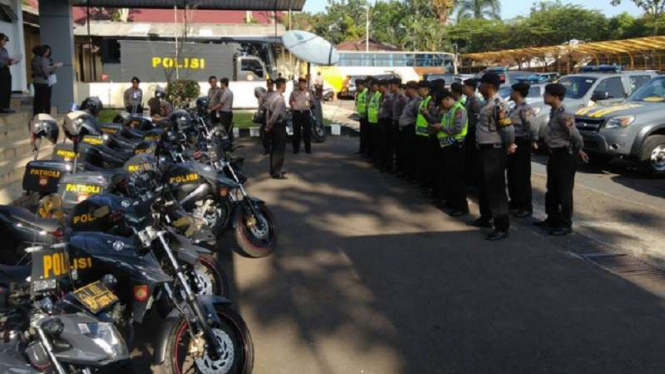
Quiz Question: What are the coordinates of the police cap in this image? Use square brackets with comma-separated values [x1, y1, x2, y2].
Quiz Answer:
[406, 81, 419, 90]
[417, 81, 430, 89]
[463, 78, 478, 88]
[355, 78, 366, 85]
[545, 83, 566, 99]
[480, 72, 501, 89]
[450, 82, 463, 94]
[379, 79, 389, 86]
[390, 77, 402, 85]
[511, 82, 530, 98]
[369, 79, 379, 87]
[437, 89, 453, 101]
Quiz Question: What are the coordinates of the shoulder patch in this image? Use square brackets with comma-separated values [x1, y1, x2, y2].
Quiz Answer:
[562, 113, 574, 127]
[456, 110, 463, 119]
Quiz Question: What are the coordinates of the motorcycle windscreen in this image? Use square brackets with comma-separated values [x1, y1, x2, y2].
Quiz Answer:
[30, 246, 70, 294]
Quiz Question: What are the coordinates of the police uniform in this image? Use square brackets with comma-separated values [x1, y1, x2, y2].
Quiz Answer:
[289, 85, 314, 154]
[414, 83, 433, 184]
[438, 100, 469, 214]
[0, 44, 11, 112]
[544, 104, 584, 232]
[355, 82, 369, 156]
[218, 87, 234, 139]
[123, 87, 143, 114]
[367, 86, 382, 163]
[475, 77, 515, 238]
[392, 88, 408, 173]
[507, 100, 537, 215]
[258, 89, 276, 154]
[208, 86, 221, 124]
[399, 88, 421, 179]
[422, 100, 445, 194]
[378, 84, 394, 170]
[464, 91, 481, 189]
[267, 87, 287, 178]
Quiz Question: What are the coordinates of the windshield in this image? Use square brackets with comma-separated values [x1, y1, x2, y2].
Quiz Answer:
[558, 76, 597, 99]
[629, 77, 665, 102]
[498, 85, 543, 100]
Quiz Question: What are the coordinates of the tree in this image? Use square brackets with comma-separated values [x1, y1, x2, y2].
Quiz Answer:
[431, 0, 456, 24]
[455, 0, 501, 20]
[611, 0, 665, 33]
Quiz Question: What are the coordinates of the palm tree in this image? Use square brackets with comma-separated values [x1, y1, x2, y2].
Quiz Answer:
[431, 0, 456, 24]
[455, 0, 501, 20]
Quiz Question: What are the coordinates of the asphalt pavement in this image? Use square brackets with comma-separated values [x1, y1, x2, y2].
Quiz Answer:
[206, 136, 665, 374]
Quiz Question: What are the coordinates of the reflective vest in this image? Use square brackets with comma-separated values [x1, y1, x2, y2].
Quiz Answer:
[368, 91, 381, 124]
[437, 101, 468, 147]
[356, 88, 368, 117]
[415, 96, 432, 137]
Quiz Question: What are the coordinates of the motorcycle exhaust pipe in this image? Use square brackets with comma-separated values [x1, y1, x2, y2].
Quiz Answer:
[179, 183, 212, 207]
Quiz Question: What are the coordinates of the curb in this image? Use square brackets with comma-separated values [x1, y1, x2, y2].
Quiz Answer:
[232, 124, 360, 139]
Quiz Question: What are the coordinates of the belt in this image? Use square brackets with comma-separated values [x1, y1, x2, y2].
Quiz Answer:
[478, 143, 503, 150]
[549, 146, 573, 154]
[293, 110, 307, 113]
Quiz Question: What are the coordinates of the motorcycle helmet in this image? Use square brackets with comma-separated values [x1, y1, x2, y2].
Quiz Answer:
[254, 87, 266, 99]
[63, 111, 102, 140]
[80, 96, 103, 117]
[31, 114, 60, 144]
[195, 97, 209, 116]
[113, 111, 131, 124]
[155, 86, 166, 99]
[169, 110, 193, 133]
[126, 115, 154, 131]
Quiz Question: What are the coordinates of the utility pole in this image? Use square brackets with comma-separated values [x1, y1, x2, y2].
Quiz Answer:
[365, 3, 369, 52]
[174, 5, 179, 80]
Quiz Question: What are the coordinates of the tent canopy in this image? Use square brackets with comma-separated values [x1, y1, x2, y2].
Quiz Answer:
[71, 0, 306, 11]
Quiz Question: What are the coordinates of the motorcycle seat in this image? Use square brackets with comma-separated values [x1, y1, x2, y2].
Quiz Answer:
[0, 205, 61, 232]
[0, 264, 30, 284]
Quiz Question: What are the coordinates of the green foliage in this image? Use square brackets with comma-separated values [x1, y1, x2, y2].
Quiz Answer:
[166, 80, 200, 109]
[455, 0, 501, 20]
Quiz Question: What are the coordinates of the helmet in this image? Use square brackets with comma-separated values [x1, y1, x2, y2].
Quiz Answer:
[169, 110, 193, 133]
[80, 96, 103, 117]
[195, 97, 209, 115]
[254, 87, 266, 99]
[63, 111, 102, 139]
[31, 114, 60, 144]
[155, 86, 166, 99]
[113, 111, 131, 124]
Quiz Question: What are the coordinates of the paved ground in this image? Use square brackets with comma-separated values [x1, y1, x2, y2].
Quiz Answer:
[197, 136, 665, 374]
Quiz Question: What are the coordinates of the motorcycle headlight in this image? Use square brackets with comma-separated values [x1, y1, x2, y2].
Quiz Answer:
[78, 322, 128, 360]
[605, 115, 635, 129]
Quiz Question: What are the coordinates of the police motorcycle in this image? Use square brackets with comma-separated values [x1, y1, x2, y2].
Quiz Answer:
[0, 242, 132, 374]
[162, 109, 278, 258]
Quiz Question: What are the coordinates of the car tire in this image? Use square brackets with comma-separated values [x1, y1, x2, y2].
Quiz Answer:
[639, 134, 665, 178]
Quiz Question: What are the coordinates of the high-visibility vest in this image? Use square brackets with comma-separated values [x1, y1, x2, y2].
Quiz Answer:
[368, 91, 381, 124]
[356, 88, 368, 117]
[415, 95, 432, 137]
[437, 101, 468, 147]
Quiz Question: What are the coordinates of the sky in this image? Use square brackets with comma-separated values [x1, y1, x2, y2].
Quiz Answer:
[302, 0, 643, 19]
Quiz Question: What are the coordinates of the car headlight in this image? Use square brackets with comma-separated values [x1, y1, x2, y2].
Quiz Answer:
[605, 115, 635, 129]
[78, 322, 128, 360]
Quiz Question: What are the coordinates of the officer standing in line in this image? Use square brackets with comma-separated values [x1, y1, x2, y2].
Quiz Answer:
[398, 81, 422, 180]
[207, 75, 220, 124]
[535, 83, 588, 236]
[468, 72, 516, 241]
[391, 79, 408, 175]
[123, 77, 144, 114]
[258, 79, 276, 155]
[217, 78, 234, 140]
[450, 82, 465, 104]
[421, 91, 446, 199]
[266, 78, 288, 180]
[355, 79, 369, 156]
[507, 82, 538, 218]
[414, 81, 433, 186]
[367, 79, 382, 164]
[463, 79, 481, 190]
[378, 79, 394, 171]
[290, 77, 315, 154]
[429, 89, 469, 216]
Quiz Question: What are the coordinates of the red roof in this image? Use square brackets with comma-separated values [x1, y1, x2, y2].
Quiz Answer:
[71, 7, 280, 24]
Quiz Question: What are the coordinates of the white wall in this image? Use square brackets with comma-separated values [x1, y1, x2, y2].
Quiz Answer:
[0, 0, 27, 92]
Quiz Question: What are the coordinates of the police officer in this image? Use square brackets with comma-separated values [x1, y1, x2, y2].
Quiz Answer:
[398, 81, 421, 180]
[463, 79, 481, 190]
[207, 75, 221, 124]
[414, 81, 433, 185]
[507, 82, 538, 218]
[430, 89, 469, 216]
[535, 83, 588, 236]
[266, 78, 288, 179]
[258, 79, 276, 155]
[290, 77, 315, 154]
[367, 79, 382, 164]
[355, 79, 369, 156]
[0, 33, 17, 113]
[469, 72, 516, 241]
[123, 77, 143, 114]
[378, 79, 394, 171]
[450, 82, 465, 104]
[391, 79, 407, 175]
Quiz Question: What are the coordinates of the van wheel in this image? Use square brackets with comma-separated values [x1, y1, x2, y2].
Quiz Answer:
[639, 135, 665, 177]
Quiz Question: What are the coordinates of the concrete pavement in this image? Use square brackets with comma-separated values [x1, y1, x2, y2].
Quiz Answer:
[219, 136, 665, 374]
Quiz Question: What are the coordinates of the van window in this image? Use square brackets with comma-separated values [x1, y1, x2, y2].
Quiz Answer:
[628, 75, 652, 93]
[241, 59, 264, 78]
[596, 77, 625, 99]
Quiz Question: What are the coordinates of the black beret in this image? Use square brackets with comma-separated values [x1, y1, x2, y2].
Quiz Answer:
[450, 82, 463, 94]
[406, 81, 418, 89]
[379, 79, 389, 86]
[511, 82, 531, 97]
[390, 77, 402, 85]
[437, 89, 453, 101]
[369, 79, 379, 86]
[274, 78, 287, 85]
[545, 83, 566, 98]
[480, 72, 501, 88]
[463, 78, 478, 88]
[131, 76, 141, 83]
[298, 77, 307, 83]
[417, 81, 431, 89]
[355, 79, 366, 85]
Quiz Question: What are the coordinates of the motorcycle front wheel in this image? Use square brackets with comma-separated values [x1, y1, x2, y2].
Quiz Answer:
[157, 304, 254, 374]
[233, 204, 277, 258]
[194, 254, 230, 298]
[311, 118, 326, 143]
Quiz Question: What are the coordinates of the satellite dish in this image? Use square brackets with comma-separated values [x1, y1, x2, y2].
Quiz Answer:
[282, 30, 340, 66]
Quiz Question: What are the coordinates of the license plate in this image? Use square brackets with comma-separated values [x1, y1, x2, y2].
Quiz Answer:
[73, 281, 118, 314]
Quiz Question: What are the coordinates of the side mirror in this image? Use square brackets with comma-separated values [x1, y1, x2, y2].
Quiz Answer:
[591, 90, 610, 101]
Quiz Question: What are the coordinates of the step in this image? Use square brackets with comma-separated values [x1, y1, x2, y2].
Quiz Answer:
[10, 95, 33, 110]
[0, 111, 32, 127]
[0, 146, 54, 188]
[0, 122, 31, 142]
[0, 138, 36, 162]
[0, 180, 23, 205]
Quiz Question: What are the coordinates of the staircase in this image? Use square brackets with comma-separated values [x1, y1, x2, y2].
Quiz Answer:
[0, 96, 55, 204]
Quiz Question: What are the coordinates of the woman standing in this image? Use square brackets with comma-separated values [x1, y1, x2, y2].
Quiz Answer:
[31, 45, 62, 115]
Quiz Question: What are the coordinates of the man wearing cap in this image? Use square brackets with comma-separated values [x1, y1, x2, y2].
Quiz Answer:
[451, 82, 465, 105]
[463, 79, 481, 189]
[367, 79, 382, 164]
[378, 79, 394, 171]
[414, 81, 433, 185]
[468, 72, 516, 241]
[535, 83, 587, 236]
[391, 79, 407, 174]
[124, 77, 144, 114]
[507, 82, 538, 218]
[258, 79, 276, 155]
[355, 79, 369, 156]
[290, 77, 315, 154]
[398, 81, 421, 180]
[266, 78, 288, 179]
